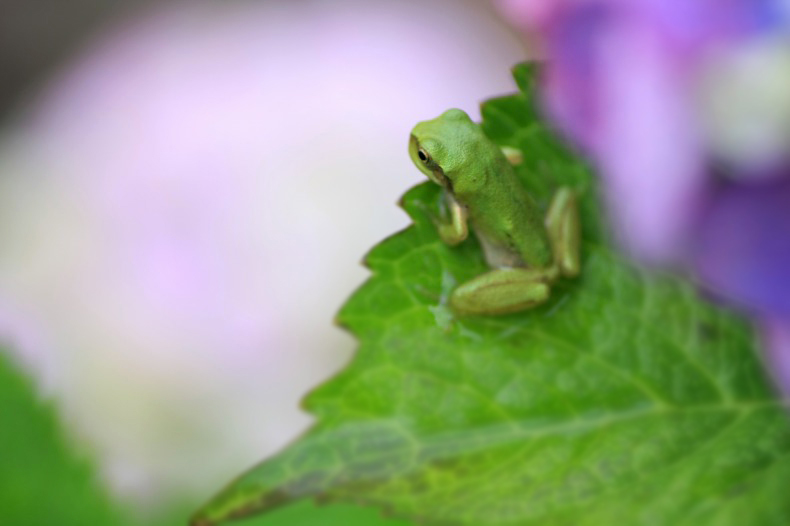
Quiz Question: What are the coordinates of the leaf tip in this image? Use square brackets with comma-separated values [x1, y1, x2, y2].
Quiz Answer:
[333, 312, 353, 334]
[359, 251, 373, 270]
[511, 60, 541, 94]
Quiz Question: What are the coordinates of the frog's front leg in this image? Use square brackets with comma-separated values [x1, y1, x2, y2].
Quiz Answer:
[450, 267, 556, 316]
[435, 192, 468, 246]
[545, 187, 581, 278]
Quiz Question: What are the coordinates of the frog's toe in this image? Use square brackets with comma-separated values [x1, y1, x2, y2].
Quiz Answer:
[501, 146, 523, 165]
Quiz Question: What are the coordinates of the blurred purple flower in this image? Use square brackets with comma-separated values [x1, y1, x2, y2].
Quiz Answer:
[694, 171, 790, 318]
[496, 0, 790, 394]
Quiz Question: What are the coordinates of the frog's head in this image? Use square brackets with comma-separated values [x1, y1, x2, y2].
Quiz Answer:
[409, 108, 482, 192]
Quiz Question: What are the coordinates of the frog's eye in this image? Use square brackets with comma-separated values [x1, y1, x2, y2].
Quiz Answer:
[417, 149, 430, 163]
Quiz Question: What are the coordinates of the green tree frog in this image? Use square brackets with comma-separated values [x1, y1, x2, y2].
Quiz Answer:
[409, 108, 580, 316]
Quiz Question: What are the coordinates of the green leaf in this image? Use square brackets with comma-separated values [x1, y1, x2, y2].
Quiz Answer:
[0, 352, 131, 526]
[192, 63, 790, 526]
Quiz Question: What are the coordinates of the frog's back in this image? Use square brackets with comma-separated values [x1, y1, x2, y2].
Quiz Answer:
[463, 152, 553, 269]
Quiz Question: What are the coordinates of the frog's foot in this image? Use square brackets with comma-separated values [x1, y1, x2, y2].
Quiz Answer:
[545, 187, 581, 278]
[501, 146, 523, 166]
[450, 268, 553, 316]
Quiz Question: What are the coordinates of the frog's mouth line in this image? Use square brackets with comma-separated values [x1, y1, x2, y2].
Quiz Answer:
[432, 168, 453, 193]
[409, 135, 453, 192]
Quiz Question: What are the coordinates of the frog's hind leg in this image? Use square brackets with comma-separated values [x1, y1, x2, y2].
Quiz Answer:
[545, 187, 581, 278]
[450, 268, 553, 316]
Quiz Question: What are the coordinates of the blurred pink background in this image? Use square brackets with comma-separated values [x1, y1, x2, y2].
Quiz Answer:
[0, 0, 526, 509]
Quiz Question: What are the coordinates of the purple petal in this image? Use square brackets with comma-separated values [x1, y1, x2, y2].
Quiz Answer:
[590, 20, 707, 262]
[540, 3, 708, 261]
[539, 2, 609, 151]
[761, 318, 790, 397]
[498, 0, 781, 262]
[521, 0, 770, 148]
[693, 172, 790, 317]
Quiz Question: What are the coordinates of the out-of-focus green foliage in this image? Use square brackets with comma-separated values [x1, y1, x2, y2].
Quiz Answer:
[193, 64, 790, 526]
[0, 351, 131, 526]
[0, 349, 413, 525]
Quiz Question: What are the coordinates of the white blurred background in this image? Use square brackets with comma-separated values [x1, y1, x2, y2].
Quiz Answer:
[0, 0, 526, 510]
